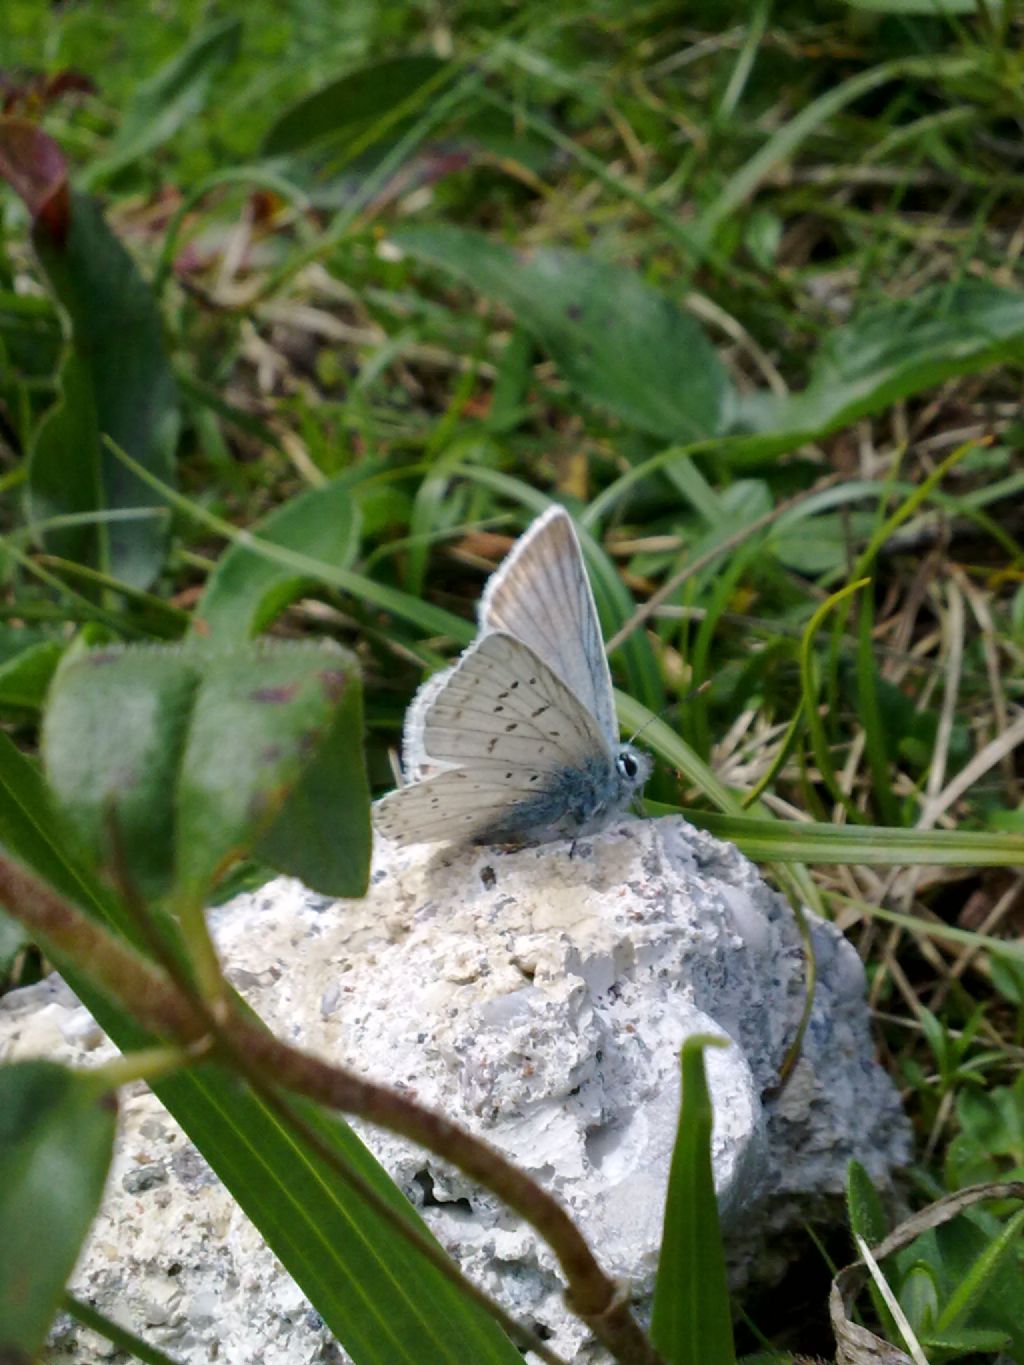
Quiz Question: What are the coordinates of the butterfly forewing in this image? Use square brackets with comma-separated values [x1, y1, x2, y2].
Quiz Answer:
[479, 507, 618, 749]
[421, 631, 607, 775]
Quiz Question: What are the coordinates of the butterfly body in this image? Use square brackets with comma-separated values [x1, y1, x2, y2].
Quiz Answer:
[375, 508, 651, 848]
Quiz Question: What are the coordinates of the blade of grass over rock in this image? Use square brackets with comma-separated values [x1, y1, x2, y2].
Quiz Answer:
[393, 226, 732, 441]
[651, 1035, 736, 1365]
[195, 478, 359, 642]
[644, 807, 1024, 870]
[0, 1061, 117, 1361]
[63, 1294, 183, 1365]
[0, 734, 522, 1365]
[0, 127, 180, 589]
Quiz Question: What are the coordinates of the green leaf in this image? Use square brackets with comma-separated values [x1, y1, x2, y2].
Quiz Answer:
[263, 54, 445, 156]
[41, 645, 199, 901]
[41, 639, 371, 902]
[176, 642, 369, 901]
[0, 734, 521, 1365]
[847, 1160, 889, 1247]
[735, 283, 1024, 458]
[0, 1061, 117, 1361]
[846, 1161, 898, 1345]
[651, 1035, 736, 1365]
[196, 477, 358, 642]
[919, 1327, 1012, 1353]
[394, 226, 731, 441]
[24, 177, 179, 588]
[933, 1205, 1024, 1338]
[85, 19, 243, 185]
[0, 638, 63, 713]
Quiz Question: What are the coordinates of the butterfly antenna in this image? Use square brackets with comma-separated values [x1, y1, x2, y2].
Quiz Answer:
[627, 680, 710, 744]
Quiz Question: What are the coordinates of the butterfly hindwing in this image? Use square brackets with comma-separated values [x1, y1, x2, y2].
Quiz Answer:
[374, 767, 551, 845]
[479, 507, 618, 749]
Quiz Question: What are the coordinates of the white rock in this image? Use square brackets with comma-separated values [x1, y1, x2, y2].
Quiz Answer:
[1, 815, 910, 1363]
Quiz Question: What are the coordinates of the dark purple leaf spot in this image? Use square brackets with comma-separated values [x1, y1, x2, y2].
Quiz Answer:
[250, 684, 299, 703]
[566, 302, 583, 321]
[318, 668, 347, 703]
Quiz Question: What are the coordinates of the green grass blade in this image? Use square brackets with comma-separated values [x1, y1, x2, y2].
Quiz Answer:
[0, 733, 521, 1364]
[108, 442, 473, 644]
[651, 1035, 736, 1365]
[650, 807, 1024, 870]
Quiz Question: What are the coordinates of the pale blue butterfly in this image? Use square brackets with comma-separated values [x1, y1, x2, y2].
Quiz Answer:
[374, 506, 652, 847]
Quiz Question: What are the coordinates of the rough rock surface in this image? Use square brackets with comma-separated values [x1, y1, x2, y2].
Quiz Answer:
[0, 815, 911, 1363]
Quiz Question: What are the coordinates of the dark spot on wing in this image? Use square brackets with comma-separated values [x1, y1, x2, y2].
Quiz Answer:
[505, 723, 519, 732]
[532, 706, 549, 717]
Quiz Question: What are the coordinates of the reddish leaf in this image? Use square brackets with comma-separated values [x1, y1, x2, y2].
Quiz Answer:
[0, 117, 69, 242]
[0, 69, 95, 115]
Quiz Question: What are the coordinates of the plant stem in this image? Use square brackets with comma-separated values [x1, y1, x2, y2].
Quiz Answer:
[0, 852, 663, 1365]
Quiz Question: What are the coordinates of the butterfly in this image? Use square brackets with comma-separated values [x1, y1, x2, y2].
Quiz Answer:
[374, 506, 652, 847]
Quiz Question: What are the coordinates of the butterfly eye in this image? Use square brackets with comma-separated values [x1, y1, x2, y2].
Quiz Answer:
[617, 751, 639, 780]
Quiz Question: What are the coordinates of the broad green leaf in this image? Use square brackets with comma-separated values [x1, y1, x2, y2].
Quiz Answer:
[651, 1035, 736, 1365]
[42, 646, 199, 901]
[0, 638, 63, 713]
[0, 734, 521, 1365]
[394, 226, 731, 441]
[41, 639, 370, 902]
[0, 1061, 117, 1360]
[733, 283, 1024, 460]
[196, 478, 359, 642]
[901, 1261, 940, 1334]
[254, 669, 369, 893]
[18, 163, 180, 587]
[85, 19, 243, 184]
[176, 642, 369, 901]
[263, 54, 445, 156]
